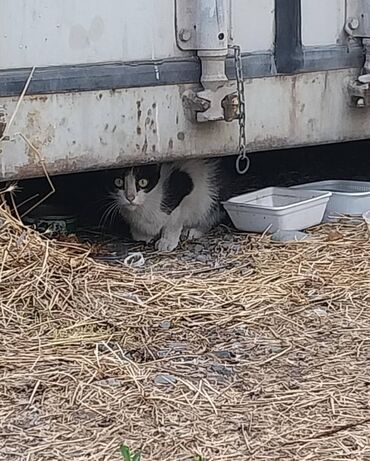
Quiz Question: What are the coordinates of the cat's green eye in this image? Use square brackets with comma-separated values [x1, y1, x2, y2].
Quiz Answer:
[114, 178, 124, 188]
[138, 178, 149, 188]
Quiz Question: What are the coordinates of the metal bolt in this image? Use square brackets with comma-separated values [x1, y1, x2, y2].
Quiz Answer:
[179, 28, 192, 42]
[349, 18, 360, 30]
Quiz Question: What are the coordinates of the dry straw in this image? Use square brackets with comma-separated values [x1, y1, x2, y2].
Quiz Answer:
[0, 204, 370, 460]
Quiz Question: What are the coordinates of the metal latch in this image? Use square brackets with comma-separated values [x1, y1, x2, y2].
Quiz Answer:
[348, 70, 370, 107]
[176, 0, 236, 122]
[345, 0, 370, 106]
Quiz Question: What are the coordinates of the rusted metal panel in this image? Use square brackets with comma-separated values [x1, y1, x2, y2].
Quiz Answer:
[1, 68, 370, 180]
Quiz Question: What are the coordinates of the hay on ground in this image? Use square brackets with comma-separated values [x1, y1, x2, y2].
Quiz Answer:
[0, 204, 370, 460]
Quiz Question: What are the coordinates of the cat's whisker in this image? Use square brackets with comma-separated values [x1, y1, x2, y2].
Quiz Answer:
[99, 202, 118, 229]
[95, 196, 117, 208]
[102, 204, 117, 226]
[108, 203, 120, 228]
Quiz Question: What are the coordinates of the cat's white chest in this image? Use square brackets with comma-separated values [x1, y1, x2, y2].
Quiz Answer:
[126, 188, 167, 240]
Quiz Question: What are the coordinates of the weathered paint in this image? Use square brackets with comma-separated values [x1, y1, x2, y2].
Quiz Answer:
[0, 0, 276, 69]
[0, 0, 185, 67]
[1, 68, 369, 180]
[301, 0, 346, 46]
[231, 0, 275, 51]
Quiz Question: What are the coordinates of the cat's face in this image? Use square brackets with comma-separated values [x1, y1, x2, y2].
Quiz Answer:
[113, 164, 161, 209]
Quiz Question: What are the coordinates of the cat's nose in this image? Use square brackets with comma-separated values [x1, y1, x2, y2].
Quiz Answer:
[126, 193, 135, 203]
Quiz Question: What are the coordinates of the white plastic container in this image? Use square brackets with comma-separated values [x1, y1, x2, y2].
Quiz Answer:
[222, 187, 331, 233]
[292, 180, 370, 221]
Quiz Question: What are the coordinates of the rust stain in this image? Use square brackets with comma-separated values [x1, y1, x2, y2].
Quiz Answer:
[26, 111, 39, 131]
[324, 72, 329, 92]
[142, 137, 148, 154]
[289, 76, 298, 138]
[308, 118, 316, 134]
[99, 136, 108, 146]
[28, 95, 48, 103]
[136, 101, 142, 122]
[15, 153, 100, 179]
[11, 133, 335, 182]
[0, 121, 6, 139]
[24, 112, 55, 164]
[247, 135, 290, 152]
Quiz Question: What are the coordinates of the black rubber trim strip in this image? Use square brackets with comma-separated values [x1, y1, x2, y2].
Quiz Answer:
[274, 0, 304, 73]
[0, 45, 363, 98]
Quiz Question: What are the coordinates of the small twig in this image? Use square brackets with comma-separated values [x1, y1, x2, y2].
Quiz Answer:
[14, 132, 55, 217]
[0, 66, 36, 143]
[285, 418, 370, 445]
[27, 380, 41, 407]
[259, 343, 292, 365]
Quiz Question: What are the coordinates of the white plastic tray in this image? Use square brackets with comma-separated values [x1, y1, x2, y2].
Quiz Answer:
[292, 180, 370, 221]
[222, 187, 331, 233]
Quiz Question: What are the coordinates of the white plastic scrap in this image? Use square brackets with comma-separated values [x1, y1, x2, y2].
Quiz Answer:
[124, 252, 145, 268]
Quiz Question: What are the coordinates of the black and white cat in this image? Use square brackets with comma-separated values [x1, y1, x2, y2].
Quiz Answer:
[110, 158, 247, 252]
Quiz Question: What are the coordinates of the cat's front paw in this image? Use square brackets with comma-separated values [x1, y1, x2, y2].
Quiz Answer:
[186, 228, 204, 241]
[155, 236, 179, 252]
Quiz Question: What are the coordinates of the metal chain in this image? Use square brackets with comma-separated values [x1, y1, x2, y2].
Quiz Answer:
[231, 44, 250, 175]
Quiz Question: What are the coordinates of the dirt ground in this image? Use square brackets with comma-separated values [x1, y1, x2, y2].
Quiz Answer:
[1, 202, 370, 461]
